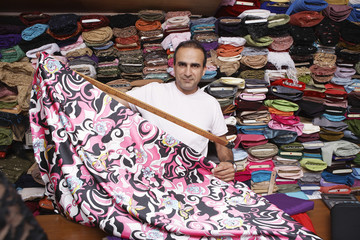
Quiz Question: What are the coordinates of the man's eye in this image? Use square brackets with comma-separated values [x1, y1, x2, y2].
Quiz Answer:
[178, 63, 186, 67]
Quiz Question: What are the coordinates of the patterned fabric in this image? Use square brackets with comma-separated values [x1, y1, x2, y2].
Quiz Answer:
[29, 53, 321, 239]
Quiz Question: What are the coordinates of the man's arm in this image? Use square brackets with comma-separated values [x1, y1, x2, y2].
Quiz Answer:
[212, 135, 235, 182]
[108, 93, 130, 108]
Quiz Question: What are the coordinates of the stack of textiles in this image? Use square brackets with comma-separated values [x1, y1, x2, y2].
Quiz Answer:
[1, 0, 360, 203]
[112, 14, 143, 81]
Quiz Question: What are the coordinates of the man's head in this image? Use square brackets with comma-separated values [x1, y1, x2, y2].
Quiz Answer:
[173, 40, 207, 95]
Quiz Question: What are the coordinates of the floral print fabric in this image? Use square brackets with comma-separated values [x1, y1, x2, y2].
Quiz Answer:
[29, 53, 321, 240]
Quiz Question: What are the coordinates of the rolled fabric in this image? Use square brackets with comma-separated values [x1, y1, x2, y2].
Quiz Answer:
[286, 0, 328, 15]
[289, 11, 324, 27]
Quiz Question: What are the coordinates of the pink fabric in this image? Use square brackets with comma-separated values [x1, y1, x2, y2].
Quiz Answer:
[268, 120, 304, 136]
[29, 53, 321, 239]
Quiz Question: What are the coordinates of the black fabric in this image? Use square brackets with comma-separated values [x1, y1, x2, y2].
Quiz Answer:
[109, 14, 139, 28]
[331, 203, 360, 240]
[0, 171, 48, 240]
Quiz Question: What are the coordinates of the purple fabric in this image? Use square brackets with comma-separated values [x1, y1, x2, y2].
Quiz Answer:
[29, 53, 321, 239]
[0, 34, 22, 49]
[264, 193, 314, 215]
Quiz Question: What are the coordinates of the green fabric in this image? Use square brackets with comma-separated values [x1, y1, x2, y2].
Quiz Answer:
[0, 127, 12, 145]
[298, 74, 312, 84]
[267, 14, 290, 28]
[300, 158, 327, 171]
[0, 101, 17, 109]
[0, 45, 25, 63]
[244, 35, 273, 47]
[345, 119, 360, 137]
[0, 151, 35, 184]
[264, 99, 299, 112]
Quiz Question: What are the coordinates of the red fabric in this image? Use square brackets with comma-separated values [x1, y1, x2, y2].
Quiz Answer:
[291, 212, 316, 234]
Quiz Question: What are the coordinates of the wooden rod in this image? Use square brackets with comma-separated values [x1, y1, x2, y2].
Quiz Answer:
[77, 72, 234, 148]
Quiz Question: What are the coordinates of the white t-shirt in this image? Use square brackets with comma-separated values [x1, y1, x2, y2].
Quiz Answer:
[128, 81, 228, 156]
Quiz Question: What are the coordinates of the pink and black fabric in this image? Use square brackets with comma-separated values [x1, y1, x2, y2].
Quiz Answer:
[29, 53, 321, 239]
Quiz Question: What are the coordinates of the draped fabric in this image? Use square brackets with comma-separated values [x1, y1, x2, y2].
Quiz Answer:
[29, 53, 321, 239]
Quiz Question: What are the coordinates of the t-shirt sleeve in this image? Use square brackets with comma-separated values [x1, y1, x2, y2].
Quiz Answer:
[126, 83, 157, 113]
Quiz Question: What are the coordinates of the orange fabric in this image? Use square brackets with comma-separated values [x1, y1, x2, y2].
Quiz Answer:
[268, 107, 294, 116]
[115, 35, 140, 45]
[216, 44, 243, 57]
[135, 19, 162, 31]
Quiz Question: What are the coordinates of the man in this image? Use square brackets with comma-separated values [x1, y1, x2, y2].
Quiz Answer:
[117, 40, 235, 182]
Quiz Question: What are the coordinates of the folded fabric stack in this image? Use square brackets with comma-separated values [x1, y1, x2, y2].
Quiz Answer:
[112, 14, 143, 81]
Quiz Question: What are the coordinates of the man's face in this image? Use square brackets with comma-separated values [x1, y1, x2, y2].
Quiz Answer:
[174, 47, 206, 95]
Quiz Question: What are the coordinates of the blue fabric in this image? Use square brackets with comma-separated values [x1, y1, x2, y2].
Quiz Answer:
[260, 1, 289, 14]
[347, 4, 360, 22]
[21, 24, 48, 41]
[323, 113, 346, 122]
[232, 148, 248, 161]
[202, 70, 218, 80]
[286, 0, 328, 15]
[251, 170, 272, 183]
[321, 170, 355, 186]
[237, 125, 267, 135]
[344, 79, 360, 93]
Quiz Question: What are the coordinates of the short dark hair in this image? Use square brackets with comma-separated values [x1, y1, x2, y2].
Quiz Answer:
[173, 40, 207, 67]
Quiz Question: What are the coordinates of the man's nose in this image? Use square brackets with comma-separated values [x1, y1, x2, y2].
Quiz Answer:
[185, 65, 192, 76]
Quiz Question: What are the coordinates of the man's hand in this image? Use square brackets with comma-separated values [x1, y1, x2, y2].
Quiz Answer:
[212, 161, 235, 182]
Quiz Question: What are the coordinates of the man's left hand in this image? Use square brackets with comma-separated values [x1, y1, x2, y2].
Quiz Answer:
[212, 161, 235, 182]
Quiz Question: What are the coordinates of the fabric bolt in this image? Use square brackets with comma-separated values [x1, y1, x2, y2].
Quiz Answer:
[21, 24, 48, 41]
[244, 35, 273, 47]
[19, 12, 51, 26]
[267, 14, 290, 28]
[315, 17, 340, 47]
[80, 15, 110, 32]
[48, 14, 79, 36]
[323, 4, 353, 22]
[289, 25, 317, 45]
[289, 11, 324, 27]
[138, 10, 165, 22]
[215, 17, 247, 37]
[30, 53, 321, 239]
[247, 142, 279, 159]
[263, 127, 298, 144]
[0, 34, 22, 50]
[321, 171, 354, 186]
[215, 0, 261, 17]
[240, 55, 267, 69]
[217, 44, 244, 57]
[347, 4, 360, 22]
[82, 26, 113, 46]
[321, 140, 360, 166]
[109, 14, 139, 28]
[18, 33, 54, 54]
[340, 20, 360, 44]
[274, 166, 304, 179]
[269, 35, 294, 52]
[26, 43, 60, 59]
[247, 160, 275, 173]
[269, 85, 303, 101]
[286, 0, 328, 15]
[264, 99, 299, 112]
[268, 119, 304, 136]
[0, 61, 33, 111]
[313, 52, 336, 68]
[300, 158, 328, 172]
[251, 170, 273, 183]
[260, 1, 290, 14]
[0, 45, 25, 63]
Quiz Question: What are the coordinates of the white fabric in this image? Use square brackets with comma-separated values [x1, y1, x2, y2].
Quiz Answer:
[26, 43, 60, 58]
[218, 37, 246, 47]
[128, 81, 228, 156]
